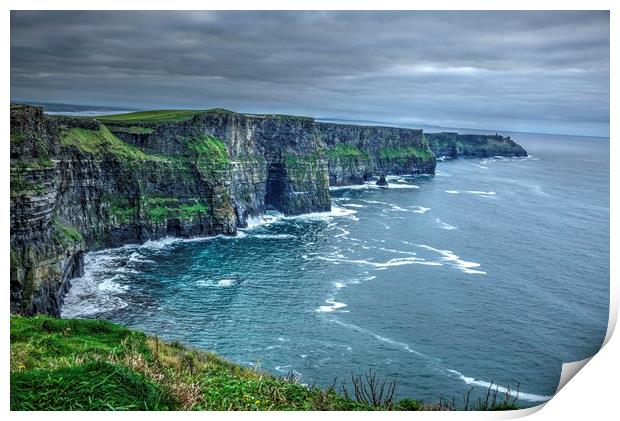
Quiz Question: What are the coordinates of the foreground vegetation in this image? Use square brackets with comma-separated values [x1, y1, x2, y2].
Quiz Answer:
[10, 316, 521, 411]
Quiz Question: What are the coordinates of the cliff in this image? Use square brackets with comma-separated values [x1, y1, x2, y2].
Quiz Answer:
[10, 105, 435, 315]
[426, 132, 527, 158]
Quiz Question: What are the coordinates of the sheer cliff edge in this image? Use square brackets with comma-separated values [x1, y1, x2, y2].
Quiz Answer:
[10, 105, 526, 315]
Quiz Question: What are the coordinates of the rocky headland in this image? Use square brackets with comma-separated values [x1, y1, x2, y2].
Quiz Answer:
[9, 105, 527, 316]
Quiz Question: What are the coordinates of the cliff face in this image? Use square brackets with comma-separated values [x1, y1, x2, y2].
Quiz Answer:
[315, 122, 435, 186]
[427, 132, 527, 158]
[10, 106, 435, 315]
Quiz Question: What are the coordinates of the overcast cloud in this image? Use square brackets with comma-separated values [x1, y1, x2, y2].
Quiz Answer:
[10, 11, 609, 136]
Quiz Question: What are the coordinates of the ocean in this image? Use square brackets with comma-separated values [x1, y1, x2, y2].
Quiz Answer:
[53, 104, 609, 407]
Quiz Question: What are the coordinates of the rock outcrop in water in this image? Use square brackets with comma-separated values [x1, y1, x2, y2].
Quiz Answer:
[10, 105, 438, 315]
[426, 132, 527, 158]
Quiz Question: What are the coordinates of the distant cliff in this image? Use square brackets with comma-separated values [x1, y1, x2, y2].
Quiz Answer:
[10, 105, 436, 315]
[426, 132, 527, 158]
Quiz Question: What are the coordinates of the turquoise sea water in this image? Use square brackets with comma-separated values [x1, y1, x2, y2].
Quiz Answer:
[63, 132, 609, 407]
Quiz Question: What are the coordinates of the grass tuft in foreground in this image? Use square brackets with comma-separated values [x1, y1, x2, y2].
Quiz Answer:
[10, 316, 521, 411]
[10, 316, 373, 410]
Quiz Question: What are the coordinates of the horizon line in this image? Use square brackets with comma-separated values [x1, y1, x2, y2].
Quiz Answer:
[11, 98, 610, 140]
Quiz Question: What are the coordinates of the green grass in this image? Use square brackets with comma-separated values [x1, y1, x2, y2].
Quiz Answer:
[10, 316, 375, 410]
[60, 125, 156, 161]
[11, 132, 25, 144]
[379, 146, 434, 161]
[103, 196, 210, 225]
[326, 144, 370, 160]
[185, 134, 229, 164]
[97, 109, 317, 125]
[144, 197, 210, 223]
[108, 126, 156, 135]
[11, 362, 171, 410]
[106, 198, 137, 224]
[10, 316, 521, 411]
[98, 110, 209, 124]
[52, 219, 83, 244]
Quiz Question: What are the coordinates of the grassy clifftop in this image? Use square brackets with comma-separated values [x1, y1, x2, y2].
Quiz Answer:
[97, 110, 209, 124]
[10, 316, 522, 411]
[10, 316, 396, 410]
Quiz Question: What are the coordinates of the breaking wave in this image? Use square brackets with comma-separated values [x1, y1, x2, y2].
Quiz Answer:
[315, 299, 348, 313]
[435, 219, 457, 230]
[416, 244, 486, 274]
[444, 369, 552, 403]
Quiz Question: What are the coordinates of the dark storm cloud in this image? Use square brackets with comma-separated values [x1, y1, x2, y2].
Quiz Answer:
[10, 11, 609, 136]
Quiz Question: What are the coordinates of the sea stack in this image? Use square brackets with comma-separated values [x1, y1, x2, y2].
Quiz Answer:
[376, 174, 389, 187]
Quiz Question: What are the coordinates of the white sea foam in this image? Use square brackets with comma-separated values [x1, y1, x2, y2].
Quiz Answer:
[435, 219, 457, 230]
[117, 267, 140, 275]
[195, 279, 210, 287]
[244, 212, 285, 229]
[329, 184, 369, 191]
[376, 202, 430, 214]
[242, 205, 359, 229]
[317, 255, 441, 268]
[288, 205, 359, 222]
[333, 226, 350, 238]
[342, 203, 366, 208]
[139, 236, 181, 251]
[265, 345, 284, 350]
[316, 299, 348, 313]
[334, 282, 346, 290]
[217, 278, 237, 287]
[388, 183, 420, 189]
[417, 244, 486, 274]
[382, 204, 409, 213]
[128, 251, 155, 264]
[328, 182, 385, 191]
[252, 233, 296, 239]
[62, 274, 128, 317]
[377, 247, 418, 256]
[331, 319, 425, 357]
[409, 206, 431, 214]
[330, 181, 419, 191]
[445, 369, 552, 402]
[61, 249, 136, 318]
[98, 275, 129, 293]
[466, 190, 496, 196]
[360, 199, 390, 205]
[445, 190, 496, 198]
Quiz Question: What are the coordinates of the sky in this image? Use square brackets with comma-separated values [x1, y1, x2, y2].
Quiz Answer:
[10, 11, 610, 136]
